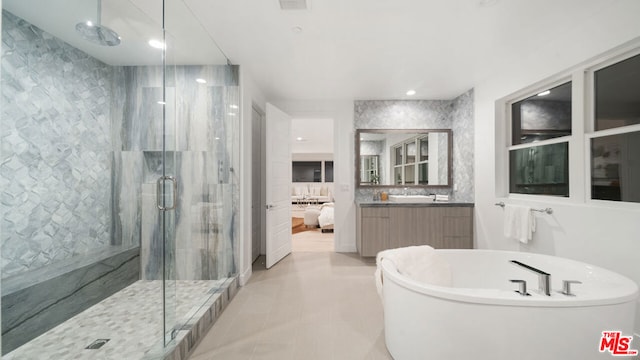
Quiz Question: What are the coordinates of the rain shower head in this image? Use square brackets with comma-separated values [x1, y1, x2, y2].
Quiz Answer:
[75, 0, 121, 46]
[75, 21, 121, 46]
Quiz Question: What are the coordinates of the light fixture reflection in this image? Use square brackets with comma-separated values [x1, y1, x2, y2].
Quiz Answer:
[148, 39, 165, 49]
[406, 89, 416, 96]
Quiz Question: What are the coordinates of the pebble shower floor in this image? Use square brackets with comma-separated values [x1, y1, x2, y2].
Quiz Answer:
[4, 279, 229, 360]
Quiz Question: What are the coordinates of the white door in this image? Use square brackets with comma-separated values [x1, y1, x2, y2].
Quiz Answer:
[265, 103, 292, 268]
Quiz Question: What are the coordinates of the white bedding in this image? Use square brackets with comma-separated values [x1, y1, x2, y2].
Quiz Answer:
[318, 202, 334, 228]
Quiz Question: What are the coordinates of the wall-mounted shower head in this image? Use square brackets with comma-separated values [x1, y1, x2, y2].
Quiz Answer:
[75, 0, 121, 46]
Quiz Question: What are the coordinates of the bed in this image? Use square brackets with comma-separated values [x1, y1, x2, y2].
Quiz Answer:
[317, 202, 334, 232]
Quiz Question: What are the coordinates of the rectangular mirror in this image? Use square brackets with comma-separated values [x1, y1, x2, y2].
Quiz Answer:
[356, 129, 452, 188]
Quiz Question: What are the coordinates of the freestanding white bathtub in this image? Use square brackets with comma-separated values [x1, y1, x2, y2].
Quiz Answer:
[380, 249, 639, 360]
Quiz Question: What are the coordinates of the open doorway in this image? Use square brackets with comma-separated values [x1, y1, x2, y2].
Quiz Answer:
[290, 118, 335, 252]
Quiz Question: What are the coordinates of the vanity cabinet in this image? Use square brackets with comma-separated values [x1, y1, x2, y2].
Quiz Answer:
[356, 203, 473, 257]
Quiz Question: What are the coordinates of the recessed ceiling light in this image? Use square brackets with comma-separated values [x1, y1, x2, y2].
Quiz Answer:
[148, 39, 165, 49]
[406, 89, 416, 96]
[230, 104, 239, 109]
[215, 137, 220, 140]
[537, 90, 550, 97]
[196, 78, 207, 84]
[157, 101, 166, 105]
[296, 137, 305, 141]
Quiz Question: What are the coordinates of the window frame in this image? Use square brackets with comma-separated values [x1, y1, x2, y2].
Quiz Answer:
[498, 41, 640, 209]
[505, 77, 575, 199]
[585, 48, 640, 205]
[391, 135, 429, 185]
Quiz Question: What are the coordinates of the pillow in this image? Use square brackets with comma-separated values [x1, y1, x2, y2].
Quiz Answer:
[291, 186, 297, 196]
[319, 186, 328, 196]
[312, 186, 320, 196]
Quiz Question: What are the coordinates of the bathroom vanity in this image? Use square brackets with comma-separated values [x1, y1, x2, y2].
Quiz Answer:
[356, 202, 474, 256]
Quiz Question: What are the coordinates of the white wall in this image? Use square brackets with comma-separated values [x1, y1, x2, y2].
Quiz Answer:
[474, 2, 640, 334]
[239, 68, 266, 285]
[273, 100, 356, 252]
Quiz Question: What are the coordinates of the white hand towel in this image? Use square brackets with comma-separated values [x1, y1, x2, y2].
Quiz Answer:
[503, 204, 535, 244]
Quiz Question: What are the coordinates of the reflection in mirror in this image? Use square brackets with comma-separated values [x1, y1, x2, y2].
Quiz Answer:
[511, 82, 572, 145]
[356, 129, 452, 188]
[360, 155, 380, 184]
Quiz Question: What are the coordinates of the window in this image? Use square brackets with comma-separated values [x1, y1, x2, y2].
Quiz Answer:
[508, 82, 572, 197]
[325, 161, 334, 182]
[292, 161, 321, 182]
[590, 53, 640, 203]
[594, 54, 640, 131]
[591, 132, 640, 202]
[509, 143, 569, 196]
[291, 160, 334, 183]
[503, 45, 640, 205]
[511, 82, 572, 145]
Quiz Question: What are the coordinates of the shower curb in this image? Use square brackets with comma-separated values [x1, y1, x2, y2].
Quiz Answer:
[142, 276, 240, 360]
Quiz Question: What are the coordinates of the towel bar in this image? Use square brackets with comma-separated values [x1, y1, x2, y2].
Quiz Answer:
[495, 201, 553, 215]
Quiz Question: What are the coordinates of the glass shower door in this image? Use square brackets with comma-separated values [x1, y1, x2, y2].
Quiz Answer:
[162, 24, 178, 347]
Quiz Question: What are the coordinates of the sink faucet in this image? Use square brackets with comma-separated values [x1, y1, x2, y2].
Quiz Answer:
[510, 260, 551, 296]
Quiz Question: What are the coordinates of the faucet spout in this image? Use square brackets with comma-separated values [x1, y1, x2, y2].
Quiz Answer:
[510, 260, 551, 296]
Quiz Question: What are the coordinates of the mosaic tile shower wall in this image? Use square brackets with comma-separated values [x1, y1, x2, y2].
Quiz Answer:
[1, 10, 116, 277]
[354, 90, 474, 202]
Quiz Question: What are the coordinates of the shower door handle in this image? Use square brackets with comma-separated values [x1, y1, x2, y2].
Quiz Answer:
[157, 176, 178, 211]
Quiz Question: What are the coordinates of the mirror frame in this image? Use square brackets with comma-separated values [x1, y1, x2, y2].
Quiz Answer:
[355, 129, 453, 189]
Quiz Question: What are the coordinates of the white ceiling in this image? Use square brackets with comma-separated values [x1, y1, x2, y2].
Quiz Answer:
[291, 118, 334, 154]
[183, 0, 631, 101]
[4, 0, 638, 102]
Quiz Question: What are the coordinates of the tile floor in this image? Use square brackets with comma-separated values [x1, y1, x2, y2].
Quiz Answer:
[4, 279, 228, 360]
[187, 252, 393, 360]
[292, 227, 334, 252]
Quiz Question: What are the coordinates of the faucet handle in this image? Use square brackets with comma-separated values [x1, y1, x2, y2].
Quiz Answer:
[510, 279, 531, 296]
[560, 280, 582, 296]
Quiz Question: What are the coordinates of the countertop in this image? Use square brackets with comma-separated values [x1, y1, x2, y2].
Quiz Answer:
[356, 200, 474, 207]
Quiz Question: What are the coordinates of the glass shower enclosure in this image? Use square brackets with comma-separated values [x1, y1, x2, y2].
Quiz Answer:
[1, 0, 238, 357]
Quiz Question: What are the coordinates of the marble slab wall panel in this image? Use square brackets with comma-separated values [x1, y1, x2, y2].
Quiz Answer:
[132, 66, 239, 281]
[354, 95, 475, 202]
[140, 151, 236, 281]
[1, 247, 139, 354]
[112, 151, 143, 248]
[140, 182, 162, 280]
[121, 66, 164, 151]
[1, 10, 117, 277]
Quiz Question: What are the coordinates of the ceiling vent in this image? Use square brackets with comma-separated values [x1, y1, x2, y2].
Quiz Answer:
[279, 0, 308, 10]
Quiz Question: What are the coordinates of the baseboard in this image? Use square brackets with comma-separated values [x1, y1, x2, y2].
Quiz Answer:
[334, 244, 357, 253]
[239, 266, 252, 286]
